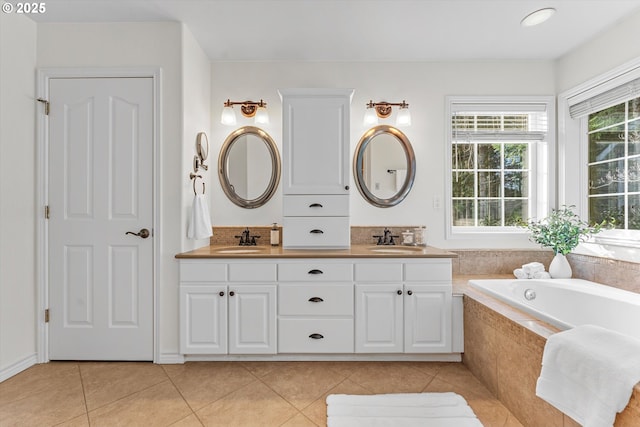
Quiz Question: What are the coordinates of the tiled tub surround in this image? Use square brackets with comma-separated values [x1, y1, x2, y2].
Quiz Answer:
[459, 278, 640, 427]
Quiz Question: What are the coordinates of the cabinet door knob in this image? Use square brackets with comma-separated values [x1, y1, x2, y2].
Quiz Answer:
[229, 291, 235, 296]
[309, 229, 324, 234]
[397, 290, 403, 295]
[407, 290, 413, 296]
[309, 203, 323, 208]
[308, 297, 324, 303]
[308, 269, 323, 275]
[345, 185, 349, 190]
[309, 333, 324, 339]
[219, 291, 225, 297]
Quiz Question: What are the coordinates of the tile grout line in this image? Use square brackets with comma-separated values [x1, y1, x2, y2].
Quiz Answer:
[160, 364, 205, 425]
[76, 362, 92, 427]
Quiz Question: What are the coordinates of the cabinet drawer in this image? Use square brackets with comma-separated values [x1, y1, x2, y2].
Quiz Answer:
[405, 261, 452, 282]
[228, 263, 277, 282]
[283, 195, 349, 217]
[279, 284, 353, 316]
[278, 263, 352, 282]
[180, 262, 226, 282]
[283, 217, 350, 248]
[278, 318, 354, 353]
[355, 263, 403, 282]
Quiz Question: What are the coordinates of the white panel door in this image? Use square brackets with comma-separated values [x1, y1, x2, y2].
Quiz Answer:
[355, 284, 403, 353]
[48, 77, 153, 360]
[228, 285, 276, 354]
[404, 285, 452, 353]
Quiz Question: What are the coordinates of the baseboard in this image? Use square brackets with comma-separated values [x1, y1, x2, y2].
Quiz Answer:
[157, 353, 185, 364]
[0, 353, 37, 382]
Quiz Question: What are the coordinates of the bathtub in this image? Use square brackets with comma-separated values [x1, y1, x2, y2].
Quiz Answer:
[469, 278, 640, 340]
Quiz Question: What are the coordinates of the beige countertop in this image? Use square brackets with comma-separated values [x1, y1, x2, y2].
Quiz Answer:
[175, 244, 457, 259]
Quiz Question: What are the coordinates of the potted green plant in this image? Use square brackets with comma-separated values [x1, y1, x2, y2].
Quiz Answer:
[523, 206, 607, 278]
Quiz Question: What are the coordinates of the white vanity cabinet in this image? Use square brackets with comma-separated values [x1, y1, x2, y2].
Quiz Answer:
[279, 88, 354, 249]
[277, 260, 354, 353]
[179, 260, 277, 355]
[354, 259, 452, 353]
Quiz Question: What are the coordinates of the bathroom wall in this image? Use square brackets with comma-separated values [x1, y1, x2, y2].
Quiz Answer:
[0, 12, 38, 379]
[37, 22, 185, 360]
[209, 60, 556, 250]
[555, 8, 640, 94]
[181, 24, 212, 252]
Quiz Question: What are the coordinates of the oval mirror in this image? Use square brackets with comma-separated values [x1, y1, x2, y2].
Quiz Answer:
[196, 132, 209, 161]
[218, 126, 281, 209]
[353, 125, 416, 208]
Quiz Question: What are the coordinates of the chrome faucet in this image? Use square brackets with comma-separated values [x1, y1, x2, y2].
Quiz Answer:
[373, 227, 399, 245]
[234, 227, 260, 246]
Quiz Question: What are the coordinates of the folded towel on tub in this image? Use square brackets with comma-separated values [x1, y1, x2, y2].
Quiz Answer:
[513, 268, 528, 279]
[522, 262, 545, 276]
[536, 324, 640, 427]
[326, 392, 484, 427]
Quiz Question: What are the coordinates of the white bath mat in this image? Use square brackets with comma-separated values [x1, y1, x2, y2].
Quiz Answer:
[326, 392, 484, 427]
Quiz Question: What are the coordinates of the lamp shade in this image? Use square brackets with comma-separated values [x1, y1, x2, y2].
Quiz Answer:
[396, 107, 412, 127]
[254, 106, 269, 124]
[221, 106, 237, 125]
[363, 108, 378, 126]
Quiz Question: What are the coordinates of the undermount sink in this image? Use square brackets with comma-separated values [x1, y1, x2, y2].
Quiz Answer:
[367, 245, 424, 254]
[213, 246, 267, 254]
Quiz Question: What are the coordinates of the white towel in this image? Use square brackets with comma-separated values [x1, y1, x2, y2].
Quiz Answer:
[187, 194, 213, 240]
[522, 262, 545, 277]
[532, 271, 551, 279]
[513, 268, 528, 279]
[395, 169, 407, 191]
[536, 324, 640, 427]
[326, 392, 484, 427]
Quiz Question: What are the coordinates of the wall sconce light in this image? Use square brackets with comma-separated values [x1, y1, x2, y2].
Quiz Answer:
[364, 100, 411, 127]
[220, 99, 269, 125]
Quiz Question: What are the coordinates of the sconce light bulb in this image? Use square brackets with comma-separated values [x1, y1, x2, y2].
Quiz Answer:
[221, 106, 237, 126]
[254, 106, 270, 124]
[396, 107, 412, 127]
[363, 108, 378, 126]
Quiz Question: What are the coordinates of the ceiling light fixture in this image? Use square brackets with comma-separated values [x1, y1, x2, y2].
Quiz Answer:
[220, 99, 269, 125]
[364, 100, 411, 127]
[521, 7, 556, 27]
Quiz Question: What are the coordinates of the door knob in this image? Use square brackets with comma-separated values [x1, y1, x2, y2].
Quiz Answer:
[125, 228, 150, 239]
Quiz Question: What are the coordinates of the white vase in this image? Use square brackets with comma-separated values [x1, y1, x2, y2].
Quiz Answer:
[549, 253, 572, 278]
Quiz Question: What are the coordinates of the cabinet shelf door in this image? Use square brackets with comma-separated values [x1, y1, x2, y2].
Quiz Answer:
[180, 285, 227, 354]
[404, 285, 452, 353]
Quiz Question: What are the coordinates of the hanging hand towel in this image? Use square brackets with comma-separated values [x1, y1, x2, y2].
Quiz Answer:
[187, 194, 213, 240]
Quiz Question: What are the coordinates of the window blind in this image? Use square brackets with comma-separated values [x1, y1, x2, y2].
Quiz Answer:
[568, 77, 640, 119]
[451, 102, 548, 142]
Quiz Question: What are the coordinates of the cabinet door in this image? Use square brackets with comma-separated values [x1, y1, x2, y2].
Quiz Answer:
[180, 285, 227, 354]
[404, 284, 452, 353]
[355, 284, 403, 353]
[281, 90, 352, 194]
[228, 285, 277, 354]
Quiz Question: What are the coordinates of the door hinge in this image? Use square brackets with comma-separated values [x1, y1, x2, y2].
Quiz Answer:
[37, 98, 50, 115]
[44, 205, 50, 219]
[44, 309, 50, 323]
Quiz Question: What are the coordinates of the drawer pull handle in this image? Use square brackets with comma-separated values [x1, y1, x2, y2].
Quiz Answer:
[397, 290, 403, 295]
[308, 269, 324, 275]
[310, 229, 324, 234]
[308, 297, 324, 303]
[309, 203, 323, 208]
[309, 333, 324, 340]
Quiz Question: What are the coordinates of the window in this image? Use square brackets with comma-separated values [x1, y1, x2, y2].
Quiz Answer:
[446, 97, 553, 236]
[587, 96, 640, 229]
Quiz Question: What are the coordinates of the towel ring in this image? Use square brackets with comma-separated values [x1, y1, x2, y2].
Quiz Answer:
[191, 174, 205, 195]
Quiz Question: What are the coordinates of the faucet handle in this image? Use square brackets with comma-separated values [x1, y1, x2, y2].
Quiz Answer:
[372, 235, 383, 245]
[250, 236, 260, 245]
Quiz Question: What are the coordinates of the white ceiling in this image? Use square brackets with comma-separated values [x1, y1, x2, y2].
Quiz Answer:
[26, 0, 640, 61]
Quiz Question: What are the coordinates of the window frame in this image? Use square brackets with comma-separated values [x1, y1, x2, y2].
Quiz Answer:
[558, 57, 640, 256]
[445, 96, 555, 240]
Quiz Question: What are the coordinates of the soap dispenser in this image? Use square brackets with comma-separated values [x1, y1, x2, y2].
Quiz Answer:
[270, 223, 280, 246]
